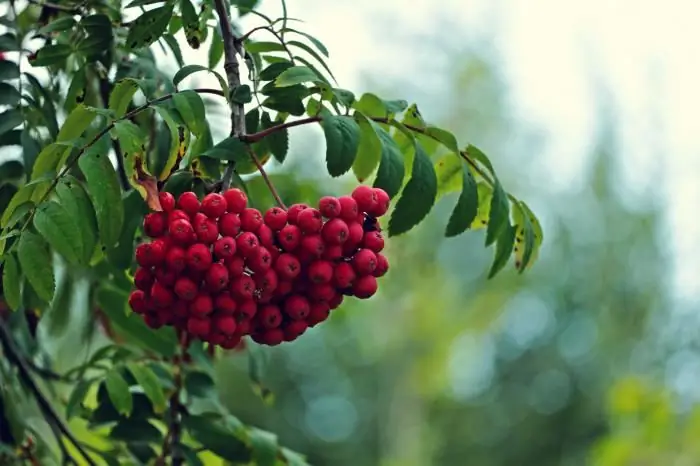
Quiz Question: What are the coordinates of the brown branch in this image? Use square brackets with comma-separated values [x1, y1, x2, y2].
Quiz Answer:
[246, 145, 286, 209]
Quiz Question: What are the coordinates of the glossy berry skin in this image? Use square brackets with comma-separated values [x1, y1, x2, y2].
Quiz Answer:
[369, 188, 390, 217]
[155, 267, 177, 287]
[223, 188, 247, 213]
[347, 222, 365, 246]
[128, 290, 148, 314]
[333, 262, 356, 288]
[165, 246, 187, 272]
[264, 207, 288, 231]
[275, 253, 301, 280]
[258, 305, 282, 329]
[254, 268, 278, 293]
[213, 237, 237, 261]
[214, 293, 237, 314]
[201, 193, 227, 219]
[134, 268, 154, 291]
[309, 283, 335, 302]
[259, 329, 284, 346]
[284, 295, 310, 320]
[284, 320, 308, 341]
[257, 223, 275, 250]
[227, 256, 245, 277]
[374, 253, 389, 277]
[361, 231, 385, 253]
[300, 235, 325, 258]
[190, 294, 213, 317]
[144, 212, 167, 237]
[218, 213, 241, 237]
[177, 192, 200, 216]
[286, 204, 309, 224]
[186, 243, 213, 272]
[318, 196, 341, 218]
[174, 277, 198, 301]
[306, 302, 330, 327]
[352, 185, 377, 213]
[297, 208, 323, 234]
[338, 196, 359, 221]
[248, 247, 272, 273]
[231, 275, 255, 300]
[135, 243, 158, 267]
[158, 192, 176, 212]
[168, 209, 190, 224]
[278, 224, 301, 252]
[194, 217, 219, 244]
[308, 260, 333, 284]
[322, 218, 349, 245]
[322, 244, 344, 261]
[236, 232, 259, 258]
[237, 299, 257, 320]
[352, 275, 378, 299]
[150, 282, 174, 308]
[205, 263, 230, 292]
[213, 315, 237, 336]
[352, 249, 378, 276]
[169, 219, 195, 245]
[187, 317, 211, 337]
[240, 208, 263, 232]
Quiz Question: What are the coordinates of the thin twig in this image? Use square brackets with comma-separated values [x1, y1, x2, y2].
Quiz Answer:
[239, 25, 295, 64]
[246, 145, 285, 209]
[27, 0, 81, 13]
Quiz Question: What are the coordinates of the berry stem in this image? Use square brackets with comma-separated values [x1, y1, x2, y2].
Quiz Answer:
[246, 145, 287, 210]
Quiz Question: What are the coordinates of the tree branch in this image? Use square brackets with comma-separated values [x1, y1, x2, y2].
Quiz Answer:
[246, 145, 286, 209]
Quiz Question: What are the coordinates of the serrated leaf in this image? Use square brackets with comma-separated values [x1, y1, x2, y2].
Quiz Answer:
[0, 109, 22, 135]
[488, 224, 516, 279]
[425, 126, 459, 152]
[0, 60, 20, 80]
[173, 90, 207, 135]
[2, 253, 20, 311]
[260, 112, 288, 163]
[172, 64, 209, 87]
[37, 16, 76, 35]
[106, 190, 148, 269]
[281, 28, 329, 57]
[127, 363, 167, 414]
[512, 201, 536, 273]
[259, 61, 293, 81]
[352, 113, 381, 182]
[275, 65, 321, 87]
[109, 78, 140, 118]
[105, 370, 133, 416]
[162, 33, 184, 68]
[56, 177, 98, 264]
[17, 231, 54, 301]
[465, 144, 495, 175]
[154, 104, 190, 180]
[126, 4, 174, 50]
[79, 143, 124, 249]
[29, 44, 72, 67]
[485, 178, 510, 247]
[30, 142, 74, 183]
[321, 115, 360, 177]
[245, 108, 260, 133]
[435, 153, 463, 198]
[66, 378, 94, 420]
[200, 136, 247, 161]
[59, 104, 98, 141]
[183, 415, 251, 462]
[1, 184, 33, 228]
[369, 120, 405, 198]
[287, 40, 336, 83]
[388, 141, 437, 236]
[445, 162, 478, 237]
[33, 201, 83, 265]
[0, 82, 20, 106]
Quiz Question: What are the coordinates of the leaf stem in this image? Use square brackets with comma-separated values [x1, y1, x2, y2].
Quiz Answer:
[246, 145, 286, 209]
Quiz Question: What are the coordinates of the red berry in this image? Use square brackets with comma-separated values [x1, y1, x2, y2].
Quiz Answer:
[300, 234, 325, 258]
[257, 224, 275, 249]
[128, 290, 148, 314]
[158, 192, 176, 212]
[190, 293, 213, 317]
[230, 275, 255, 300]
[374, 253, 389, 277]
[306, 302, 330, 327]
[134, 268, 154, 291]
[213, 315, 237, 335]
[338, 196, 358, 221]
[240, 208, 263, 232]
[168, 209, 190, 224]
[275, 280, 293, 298]
[201, 193, 227, 218]
[347, 221, 364, 246]
[177, 192, 200, 216]
[169, 218, 195, 245]
[218, 213, 241, 237]
[260, 329, 284, 346]
[254, 268, 278, 293]
[235, 232, 258, 258]
[352, 275, 377, 299]
[223, 188, 247, 213]
[173, 300, 189, 320]
[329, 292, 344, 310]
[237, 299, 257, 320]
[274, 253, 301, 280]
[296, 208, 323, 234]
[284, 295, 310, 320]
[155, 267, 177, 287]
[150, 282, 174, 308]
[284, 320, 308, 341]
[194, 217, 219, 244]
[369, 188, 390, 216]
[258, 305, 282, 329]
[322, 244, 344, 261]
[352, 185, 377, 213]
[144, 212, 167, 237]
[214, 293, 237, 314]
[236, 319, 251, 336]
[321, 218, 349, 245]
[227, 256, 245, 277]
[264, 207, 288, 231]
[144, 313, 164, 329]
[220, 335, 242, 350]
[257, 290, 274, 304]
[192, 212, 208, 227]
[213, 236, 237, 261]
[287, 204, 309, 225]
[309, 283, 335, 302]
[205, 263, 229, 292]
[277, 224, 301, 251]
[308, 260, 333, 284]
[186, 243, 213, 272]
[174, 277, 198, 301]
[361, 231, 384, 252]
[352, 249, 378, 275]
[248, 247, 272, 273]
[165, 246, 187, 272]
[187, 317, 210, 337]
[135, 243, 162, 267]
[318, 196, 341, 218]
[333, 262, 356, 288]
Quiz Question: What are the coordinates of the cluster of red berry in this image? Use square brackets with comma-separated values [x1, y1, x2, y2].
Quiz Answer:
[127, 186, 390, 347]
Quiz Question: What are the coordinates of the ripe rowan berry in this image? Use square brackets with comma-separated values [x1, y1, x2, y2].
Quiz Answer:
[214, 293, 237, 314]
[338, 196, 359, 221]
[135, 243, 158, 267]
[284, 320, 308, 341]
[248, 246, 273, 273]
[308, 260, 333, 284]
[300, 234, 325, 257]
[297, 208, 323, 234]
[173, 300, 189, 320]
[230, 275, 255, 300]
[361, 231, 384, 252]
[213, 315, 237, 336]
[318, 196, 341, 218]
[194, 217, 219, 244]
[352, 249, 378, 275]
[223, 188, 247, 213]
[273, 254, 300, 281]
[328, 292, 344, 310]
[240, 208, 263, 232]
[174, 277, 198, 301]
[192, 212, 208, 227]
[306, 302, 330, 327]
[168, 209, 190, 224]
[169, 218, 195, 245]
[254, 268, 278, 293]
[346, 221, 364, 246]
[165, 246, 187, 272]
[321, 218, 349, 245]
[259, 329, 284, 346]
[158, 192, 176, 212]
[144, 212, 167, 237]
[134, 267, 154, 291]
[352, 275, 377, 299]
[220, 335, 242, 350]
[177, 192, 200, 216]
[201, 193, 227, 219]
[187, 317, 210, 337]
[369, 188, 390, 217]
[257, 224, 275, 249]
[264, 207, 288, 231]
[237, 299, 257, 320]
[309, 283, 335, 302]
[208, 332, 226, 345]
[128, 290, 148, 314]
[155, 267, 177, 287]
[322, 244, 344, 261]
[284, 295, 310, 320]
[205, 263, 229, 292]
[275, 279, 293, 298]
[236, 231, 259, 258]
[186, 243, 213, 271]
[333, 262, 356, 288]
[277, 224, 301, 251]
[374, 253, 389, 277]
[190, 293, 213, 317]
[151, 282, 174, 308]
[258, 304, 282, 329]
[144, 313, 164, 329]
[287, 204, 309, 224]
[218, 213, 241, 237]
[352, 185, 377, 213]
[213, 236, 237, 261]
[227, 255, 245, 278]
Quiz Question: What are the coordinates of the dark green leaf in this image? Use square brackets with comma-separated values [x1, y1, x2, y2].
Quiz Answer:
[321, 115, 360, 177]
[245, 41, 286, 53]
[33, 201, 83, 265]
[275, 65, 321, 87]
[281, 28, 329, 57]
[0, 109, 22, 135]
[208, 29, 224, 68]
[513, 201, 541, 272]
[1, 187, 34, 228]
[173, 64, 209, 87]
[231, 84, 252, 104]
[125, 0, 164, 7]
[56, 177, 98, 264]
[79, 141, 125, 249]
[2, 253, 20, 311]
[0, 82, 20, 106]
[332, 88, 355, 108]
[21, 130, 40, 174]
[162, 170, 194, 199]
[0, 160, 23, 181]
[17, 231, 54, 302]
[384, 99, 409, 113]
[200, 136, 247, 161]
[485, 179, 510, 247]
[152, 103, 190, 179]
[465, 144, 495, 175]
[37, 16, 76, 35]
[261, 94, 305, 116]
[0, 60, 20, 80]
[488, 224, 516, 279]
[0, 33, 20, 52]
[250, 428, 278, 466]
[109, 78, 140, 118]
[259, 61, 293, 81]
[110, 419, 161, 443]
[105, 370, 133, 416]
[65, 67, 87, 112]
[126, 4, 174, 50]
[66, 378, 94, 420]
[180, 0, 198, 31]
[30, 142, 74, 181]
[388, 141, 437, 236]
[369, 120, 404, 198]
[126, 363, 167, 414]
[57, 104, 97, 141]
[29, 44, 73, 67]
[162, 33, 185, 68]
[445, 162, 478, 237]
[245, 108, 260, 133]
[183, 415, 251, 462]
[172, 90, 207, 135]
[260, 112, 288, 164]
[425, 126, 459, 152]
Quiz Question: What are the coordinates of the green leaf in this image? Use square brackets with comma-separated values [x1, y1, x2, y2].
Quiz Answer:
[17, 231, 54, 302]
[281, 28, 329, 57]
[275, 65, 321, 87]
[434, 153, 464, 198]
[65, 67, 87, 112]
[0, 33, 19, 52]
[200, 136, 247, 161]
[388, 141, 437, 236]
[66, 378, 94, 420]
[231, 84, 252, 104]
[1, 185, 33, 228]
[126, 363, 167, 414]
[353, 93, 387, 118]
[0, 82, 20, 106]
[488, 224, 516, 279]
[369, 120, 405, 198]
[126, 4, 174, 50]
[153, 104, 190, 179]
[208, 29, 224, 68]
[172, 90, 207, 135]
[0, 109, 22, 135]
[37, 16, 76, 34]
[250, 428, 278, 466]
[0, 60, 20, 80]
[485, 179, 510, 247]
[259, 61, 293, 81]
[58, 104, 97, 141]
[2, 253, 20, 311]
[110, 419, 161, 443]
[78, 142, 124, 249]
[172, 64, 209, 87]
[513, 201, 542, 272]
[465, 144, 495, 175]
[352, 113, 382, 182]
[287, 40, 336, 82]
[30, 142, 73, 182]
[245, 41, 286, 53]
[126, 0, 164, 7]
[33, 201, 83, 265]
[109, 78, 140, 118]
[105, 370, 133, 416]
[321, 115, 360, 177]
[183, 415, 251, 462]
[55, 177, 98, 264]
[106, 191, 148, 269]
[332, 88, 355, 108]
[425, 126, 459, 152]
[260, 112, 288, 163]
[445, 162, 479, 237]
[29, 44, 73, 67]
[162, 33, 185, 68]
